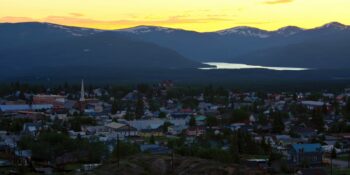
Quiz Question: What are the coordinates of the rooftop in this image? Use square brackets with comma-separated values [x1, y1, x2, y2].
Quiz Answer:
[292, 144, 322, 153]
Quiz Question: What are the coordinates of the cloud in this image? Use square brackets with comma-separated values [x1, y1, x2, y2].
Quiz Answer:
[69, 13, 84, 17]
[0, 15, 234, 28]
[0, 16, 34, 23]
[263, 0, 294, 5]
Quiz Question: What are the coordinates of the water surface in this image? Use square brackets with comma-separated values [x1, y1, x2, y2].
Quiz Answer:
[200, 62, 309, 71]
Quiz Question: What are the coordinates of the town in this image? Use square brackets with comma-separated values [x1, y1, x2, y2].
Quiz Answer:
[0, 81, 350, 175]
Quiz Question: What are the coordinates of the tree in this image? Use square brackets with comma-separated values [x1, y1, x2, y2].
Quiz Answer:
[257, 113, 268, 125]
[230, 109, 249, 123]
[149, 99, 160, 112]
[322, 104, 328, 114]
[311, 109, 325, 132]
[124, 102, 134, 120]
[69, 116, 96, 131]
[111, 100, 120, 114]
[204, 85, 214, 103]
[19, 91, 26, 100]
[135, 97, 144, 119]
[334, 141, 341, 149]
[182, 97, 198, 109]
[206, 116, 218, 128]
[112, 141, 140, 159]
[331, 148, 337, 159]
[158, 112, 166, 118]
[268, 151, 282, 166]
[230, 135, 240, 163]
[0, 118, 32, 133]
[137, 84, 150, 94]
[345, 98, 350, 115]
[189, 116, 196, 127]
[19, 132, 108, 163]
[149, 135, 155, 144]
[162, 121, 173, 133]
[272, 113, 285, 133]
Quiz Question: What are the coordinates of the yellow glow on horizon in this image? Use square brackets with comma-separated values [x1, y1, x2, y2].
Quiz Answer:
[0, 0, 350, 32]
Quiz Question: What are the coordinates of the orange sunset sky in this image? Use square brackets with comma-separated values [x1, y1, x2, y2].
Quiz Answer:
[0, 0, 349, 32]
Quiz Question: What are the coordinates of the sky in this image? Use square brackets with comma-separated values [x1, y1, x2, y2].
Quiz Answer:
[0, 0, 349, 32]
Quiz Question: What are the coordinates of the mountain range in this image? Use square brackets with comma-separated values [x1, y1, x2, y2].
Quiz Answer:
[1, 22, 350, 82]
[115, 22, 350, 68]
[0, 23, 201, 77]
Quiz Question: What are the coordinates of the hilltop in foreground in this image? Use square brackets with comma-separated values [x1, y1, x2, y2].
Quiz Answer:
[95, 155, 265, 175]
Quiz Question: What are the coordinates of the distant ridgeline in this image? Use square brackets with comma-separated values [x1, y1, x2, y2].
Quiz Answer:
[1, 22, 350, 83]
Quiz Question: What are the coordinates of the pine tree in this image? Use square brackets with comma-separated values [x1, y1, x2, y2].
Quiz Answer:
[111, 100, 119, 114]
[272, 112, 285, 133]
[311, 109, 325, 132]
[150, 135, 155, 144]
[189, 116, 196, 127]
[331, 147, 337, 159]
[135, 97, 144, 119]
[230, 135, 240, 163]
[346, 98, 350, 113]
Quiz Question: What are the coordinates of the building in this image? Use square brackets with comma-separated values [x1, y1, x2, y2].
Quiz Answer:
[139, 128, 164, 137]
[105, 122, 138, 137]
[301, 101, 327, 110]
[33, 94, 65, 107]
[80, 79, 85, 102]
[22, 123, 42, 136]
[76, 79, 86, 111]
[290, 144, 323, 166]
[0, 104, 53, 112]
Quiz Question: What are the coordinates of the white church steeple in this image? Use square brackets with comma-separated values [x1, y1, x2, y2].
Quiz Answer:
[80, 79, 85, 101]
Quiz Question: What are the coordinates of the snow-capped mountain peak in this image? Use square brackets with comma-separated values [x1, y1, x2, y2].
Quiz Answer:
[318, 22, 349, 30]
[216, 26, 271, 38]
[117, 25, 175, 34]
[275, 26, 304, 36]
[46, 23, 102, 36]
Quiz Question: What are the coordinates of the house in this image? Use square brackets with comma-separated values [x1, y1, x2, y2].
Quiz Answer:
[0, 159, 11, 167]
[168, 125, 185, 135]
[93, 88, 108, 97]
[105, 122, 138, 137]
[139, 127, 164, 137]
[301, 101, 326, 110]
[86, 102, 104, 113]
[22, 123, 42, 136]
[186, 126, 205, 136]
[15, 150, 32, 166]
[0, 104, 53, 112]
[82, 163, 101, 171]
[194, 115, 207, 126]
[139, 144, 171, 154]
[171, 112, 191, 119]
[227, 123, 248, 131]
[198, 102, 219, 114]
[64, 100, 76, 110]
[294, 127, 317, 139]
[274, 135, 292, 146]
[297, 168, 327, 175]
[50, 111, 68, 121]
[127, 119, 188, 131]
[290, 144, 323, 166]
[68, 130, 86, 139]
[33, 94, 65, 108]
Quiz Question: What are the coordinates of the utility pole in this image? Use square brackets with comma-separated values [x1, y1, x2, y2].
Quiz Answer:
[331, 154, 333, 175]
[171, 149, 174, 173]
[348, 150, 350, 168]
[117, 134, 120, 168]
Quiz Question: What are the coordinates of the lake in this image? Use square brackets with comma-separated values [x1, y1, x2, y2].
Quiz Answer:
[200, 62, 309, 71]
